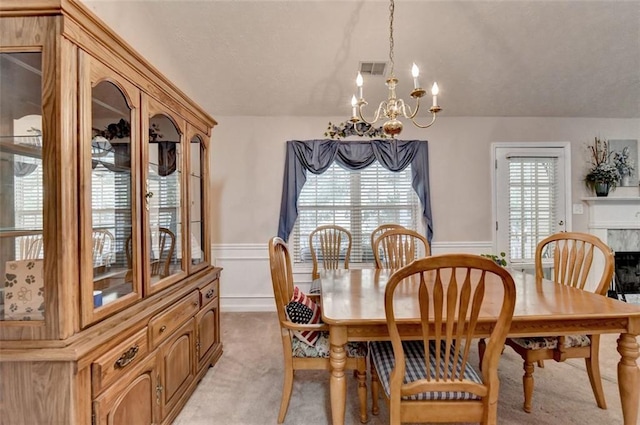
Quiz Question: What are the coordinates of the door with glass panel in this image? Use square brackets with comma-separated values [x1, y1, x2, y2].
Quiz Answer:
[187, 131, 209, 273]
[80, 54, 142, 326]
[144, 98, 187, 295]
[0, 51, 46, 323]
[494, 144, 570, 271]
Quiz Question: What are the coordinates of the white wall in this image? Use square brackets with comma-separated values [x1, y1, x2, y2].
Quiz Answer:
[209, 116, 640, 311]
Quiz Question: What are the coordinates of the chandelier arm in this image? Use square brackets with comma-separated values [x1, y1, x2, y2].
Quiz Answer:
[409, 111, 438, 129]
[357, 101, 386, 126]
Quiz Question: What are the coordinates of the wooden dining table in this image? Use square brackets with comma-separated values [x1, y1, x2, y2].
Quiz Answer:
[319, 268, 640, 425]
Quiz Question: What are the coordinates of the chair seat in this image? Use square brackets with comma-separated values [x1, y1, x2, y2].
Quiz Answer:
[292, 332, 367, 358]
[509, 334, 591, 350]
[370, 340, 482, 401]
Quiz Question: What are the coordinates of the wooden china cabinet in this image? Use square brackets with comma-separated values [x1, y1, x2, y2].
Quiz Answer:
[0, 2, 222, 424]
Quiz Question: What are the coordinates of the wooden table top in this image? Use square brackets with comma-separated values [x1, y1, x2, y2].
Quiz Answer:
[320, 268, 640, 326]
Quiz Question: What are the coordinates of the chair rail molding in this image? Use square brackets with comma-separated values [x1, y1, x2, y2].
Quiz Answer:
[211, 241, 493, 312]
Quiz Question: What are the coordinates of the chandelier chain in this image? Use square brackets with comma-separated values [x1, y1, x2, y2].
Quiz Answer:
[388, 0, 395, 77]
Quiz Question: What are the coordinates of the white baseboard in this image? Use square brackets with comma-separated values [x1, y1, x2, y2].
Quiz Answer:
[212, 241, 493, 312]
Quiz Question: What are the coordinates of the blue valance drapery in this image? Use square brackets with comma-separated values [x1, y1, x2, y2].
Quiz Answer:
[276, 139, 433, 242]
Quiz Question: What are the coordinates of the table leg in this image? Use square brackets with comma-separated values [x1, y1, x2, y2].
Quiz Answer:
[617, 332, 639, 425]
[329, 325, 348, 425]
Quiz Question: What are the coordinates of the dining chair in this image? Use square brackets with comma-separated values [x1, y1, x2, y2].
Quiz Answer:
[499, 232, 615, 413]
[150, 227, 176, 278]
[268, 237, 368, 424]
[92, 229, 114, 269]
[370, 224, 405, 258]
[309, 224, 352, 280]
[17, 234, 44, 260]
[373, 228, 430, 269]
[369, 254, 516, 425]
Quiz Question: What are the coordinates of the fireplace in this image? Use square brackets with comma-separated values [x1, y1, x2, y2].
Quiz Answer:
[615, 251, 640, 294]
[583, 196, 640, 294]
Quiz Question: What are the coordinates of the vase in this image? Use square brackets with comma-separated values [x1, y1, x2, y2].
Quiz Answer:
[621, 175, 631, 187]
[594, 181, 610, 197]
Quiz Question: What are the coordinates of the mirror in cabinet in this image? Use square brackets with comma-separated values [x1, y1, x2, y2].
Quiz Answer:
[189, 134, 207, 270]
[147, 113, 184, 290]
[83, 76, 140, 324]
[0, 52, 45, 322]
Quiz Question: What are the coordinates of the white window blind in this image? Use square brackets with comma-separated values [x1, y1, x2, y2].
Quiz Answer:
[293, 161, 419, 264]
[507, 156, 558, 262]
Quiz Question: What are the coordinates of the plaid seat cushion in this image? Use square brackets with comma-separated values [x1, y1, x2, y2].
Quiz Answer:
[510, 334, 591, 350]
[292, 332, 368, 358]
[370, 340, 482, 401]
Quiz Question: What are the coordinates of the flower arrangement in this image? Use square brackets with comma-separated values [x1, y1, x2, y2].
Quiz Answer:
[584, 137, 620, 192]
[325, 121, 388, 139]
[612, 146, 635, 178]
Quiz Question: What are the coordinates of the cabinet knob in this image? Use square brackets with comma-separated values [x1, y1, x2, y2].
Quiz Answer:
[159, 325, 167, 334]
[206, 289, 215, 299]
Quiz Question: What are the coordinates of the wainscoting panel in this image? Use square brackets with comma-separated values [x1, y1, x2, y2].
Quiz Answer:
[212, 241, 493, 312]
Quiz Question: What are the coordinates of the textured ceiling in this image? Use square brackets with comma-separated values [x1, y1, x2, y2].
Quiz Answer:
[81, 0, 640, 119]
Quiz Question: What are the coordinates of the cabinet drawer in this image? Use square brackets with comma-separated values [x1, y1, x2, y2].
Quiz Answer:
[149, 291, 199, 348]
[92, 328, 149, 395]
[199, 279, 219, 307]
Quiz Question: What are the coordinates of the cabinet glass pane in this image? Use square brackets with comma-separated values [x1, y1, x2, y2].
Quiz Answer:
[91, 81, 133, 308]
[189, 136, 204, 265]
[148, 114, 182, 283]
[0, 52, 45, 321]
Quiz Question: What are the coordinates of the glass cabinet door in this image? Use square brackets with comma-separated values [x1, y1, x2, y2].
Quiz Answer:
[145, 105, 186, 294]
[0, 52, 45, 322]
[81, 55, 141, 326]
[188, 133, 208, 271]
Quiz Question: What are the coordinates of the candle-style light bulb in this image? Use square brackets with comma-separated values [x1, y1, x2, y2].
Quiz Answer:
[411, 63, 420, 89]
[351, 95, 358, 117]
[431, 82, 439, 106]
[356, 72, 364, 99]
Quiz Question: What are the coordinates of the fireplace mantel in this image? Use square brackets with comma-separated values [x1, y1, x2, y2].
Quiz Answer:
[582, 197, 640, 230]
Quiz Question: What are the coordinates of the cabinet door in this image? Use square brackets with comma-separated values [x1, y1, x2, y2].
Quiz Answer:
[186, 127, 210, 273]
[158, 317, 195, 420]
[93, 352, 158, 425]
[195, 297, 220, 370]
[142, 96, 187, 295]
[79, 52, 142, 327]
[0, 51, 46, 326]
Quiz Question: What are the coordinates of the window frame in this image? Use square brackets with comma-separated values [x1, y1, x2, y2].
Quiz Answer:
[291, 161, 422, 271]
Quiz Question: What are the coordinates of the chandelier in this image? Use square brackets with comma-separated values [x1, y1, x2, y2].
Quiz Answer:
[350, 0, 441, 137]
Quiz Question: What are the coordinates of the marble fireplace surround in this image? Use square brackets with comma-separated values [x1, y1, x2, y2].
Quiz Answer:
[583, 197, 640, 292]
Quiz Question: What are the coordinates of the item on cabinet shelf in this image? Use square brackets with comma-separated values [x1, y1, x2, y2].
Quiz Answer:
[93, 290, 103, 308]
[3, 259, 44, 321]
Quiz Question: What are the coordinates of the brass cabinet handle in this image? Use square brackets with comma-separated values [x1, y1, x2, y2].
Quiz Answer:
[205, 289, 215, 299]
[159, 325, 167, 334]
[114, 345, 139, 369]
[156, 375, 163, 405]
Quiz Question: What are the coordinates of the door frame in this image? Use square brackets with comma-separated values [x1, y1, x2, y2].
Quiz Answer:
[491, 141, 572, 267]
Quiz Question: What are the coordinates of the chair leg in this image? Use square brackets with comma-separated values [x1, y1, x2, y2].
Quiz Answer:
[537, 360, 545, 368]
[585, 337, 607, 409]
[522, 361, 535, 413]
[371, 361, 379, 416]
[478, 338, 486, 370]
[278, 367, 294, 423]
[356, 360, 368, 423]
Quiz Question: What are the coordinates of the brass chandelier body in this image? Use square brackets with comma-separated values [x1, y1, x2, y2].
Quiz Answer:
[351, 0, 441, 137]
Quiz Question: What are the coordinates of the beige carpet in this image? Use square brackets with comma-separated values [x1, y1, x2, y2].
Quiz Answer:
[174, 312, 630, 425]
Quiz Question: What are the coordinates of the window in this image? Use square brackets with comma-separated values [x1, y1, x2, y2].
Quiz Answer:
[494, 144, 570, 266]
[293, 161, 420, 264]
